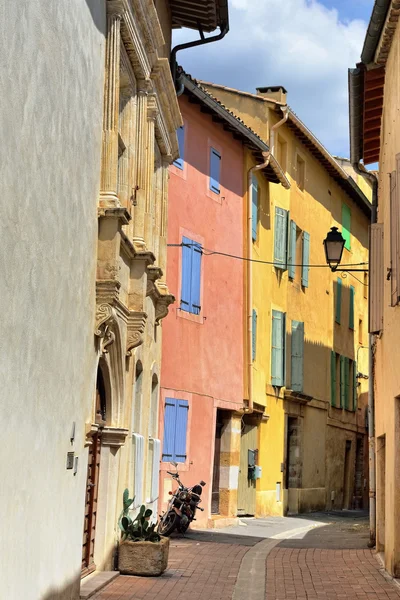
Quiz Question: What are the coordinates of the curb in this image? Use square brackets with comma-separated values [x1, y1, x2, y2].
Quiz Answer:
[233, 538, 281, 600]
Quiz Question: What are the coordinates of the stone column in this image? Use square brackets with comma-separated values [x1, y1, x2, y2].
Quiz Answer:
[219, 413, 241, 517]
[100, 11, 121, 208]
[132, 88, 148, 251]
[143, 99, 157, 254]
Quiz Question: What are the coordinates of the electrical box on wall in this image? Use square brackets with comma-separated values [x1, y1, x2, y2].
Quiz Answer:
[249, 465, 262, 480]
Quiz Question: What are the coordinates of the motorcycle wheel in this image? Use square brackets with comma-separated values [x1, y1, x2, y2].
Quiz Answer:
[158, 511, 178, 536]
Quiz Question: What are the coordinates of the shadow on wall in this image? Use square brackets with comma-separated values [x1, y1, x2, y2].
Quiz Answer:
[85, 0, 107, 34]
[40, 573, 80, 600]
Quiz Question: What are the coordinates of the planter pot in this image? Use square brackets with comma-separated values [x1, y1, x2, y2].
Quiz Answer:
[118, 536, 170, 576]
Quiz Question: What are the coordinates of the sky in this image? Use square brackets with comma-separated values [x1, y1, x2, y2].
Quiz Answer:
[173, 0, 375, 159]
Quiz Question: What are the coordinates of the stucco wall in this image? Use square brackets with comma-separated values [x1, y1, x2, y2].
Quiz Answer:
[0, 1, 105, 597]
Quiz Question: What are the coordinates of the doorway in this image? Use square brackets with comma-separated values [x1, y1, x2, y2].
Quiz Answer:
[237, 418, 257, 516]
[211, 410, 223, 514]
[343, 440, 352, 509]
[376, 435, 386, 552]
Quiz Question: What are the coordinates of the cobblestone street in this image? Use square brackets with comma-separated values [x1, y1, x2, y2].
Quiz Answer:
[87, 513, 400, 600]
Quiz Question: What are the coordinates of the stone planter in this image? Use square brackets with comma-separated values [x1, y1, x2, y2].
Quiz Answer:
[118, 536, 170, 576]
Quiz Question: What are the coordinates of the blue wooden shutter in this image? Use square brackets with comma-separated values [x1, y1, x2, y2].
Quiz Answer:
[349, 285, 355, 329]
[181, 237, 193, 312]
[252, 175, 258, 241]
[342, 204, 351, 250]
[291, 321, 304, 392]
[336, 277, 342, 324]
[274, 208, 288, 270]
[191, 242, 202, 315]
[302, 232, 310, 287]
[288, 220, 297, 279]
[252, 309, 257, 361]
[174, 400, 189, 462]
[331, 351, 336, 407]
[353, 360, 357, 411]
[210, 148, 221, 194]
[272, 310, 285, 386]
[173, 126, 185, 169]
[162, 398, 177, 461]
[340, 355, 345, 408]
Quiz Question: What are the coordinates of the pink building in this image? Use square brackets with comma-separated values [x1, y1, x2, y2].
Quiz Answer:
[159, 74, 284, 526]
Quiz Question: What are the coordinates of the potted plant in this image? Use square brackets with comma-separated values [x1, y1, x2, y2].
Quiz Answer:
[118, 489, 170, 576]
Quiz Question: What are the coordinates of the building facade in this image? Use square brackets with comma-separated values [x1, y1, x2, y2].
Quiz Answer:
[349, 0, 400, 577]
[202, 81, 371, 517]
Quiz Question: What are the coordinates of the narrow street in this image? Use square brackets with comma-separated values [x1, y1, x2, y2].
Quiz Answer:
[89, 513, 400, 600]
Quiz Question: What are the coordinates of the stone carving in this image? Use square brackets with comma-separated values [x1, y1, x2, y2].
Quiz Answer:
[95, 303, 117, 354]
[126, 311, 148, 355]
[155, 293, 174, 325]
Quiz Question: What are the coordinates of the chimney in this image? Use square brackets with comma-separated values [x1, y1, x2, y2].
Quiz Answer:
[256, 85, 287, 105]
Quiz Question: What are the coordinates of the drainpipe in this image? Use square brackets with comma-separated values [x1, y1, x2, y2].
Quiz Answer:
[353, 162, 377, 547]
[246, 107, 289, 414]
[171, 24, 229, 96]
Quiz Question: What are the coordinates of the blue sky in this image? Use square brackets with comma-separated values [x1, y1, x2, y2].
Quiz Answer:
[173, 0, 375, 159]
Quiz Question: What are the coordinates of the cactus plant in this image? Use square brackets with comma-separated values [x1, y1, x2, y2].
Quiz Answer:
[118, 489, 161, 543]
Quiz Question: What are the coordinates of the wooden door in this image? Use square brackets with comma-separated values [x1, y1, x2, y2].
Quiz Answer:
[81, 431, 102, 577]
[237, 422, 257, 516]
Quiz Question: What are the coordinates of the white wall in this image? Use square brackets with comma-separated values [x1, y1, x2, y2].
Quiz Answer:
[0, 1, 106, 597]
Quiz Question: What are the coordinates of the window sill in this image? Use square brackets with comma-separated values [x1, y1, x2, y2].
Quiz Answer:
[177, 308, 204, 325]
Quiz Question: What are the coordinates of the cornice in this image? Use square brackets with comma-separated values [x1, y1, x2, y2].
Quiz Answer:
[152, 57, 182, 160]
[98, 206, 131, 224]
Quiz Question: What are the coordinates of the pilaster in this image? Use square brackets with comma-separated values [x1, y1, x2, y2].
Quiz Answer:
[143, 96, 157, 253]
[132, 87, 149, 251]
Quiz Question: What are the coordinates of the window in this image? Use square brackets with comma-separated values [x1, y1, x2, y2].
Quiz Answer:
[271, 310, 286, 386]
[181, 236, 202, 315]
[301, 232, 310, 288]
[296, 155, 305, 191]
[274, 207, 289, 270]
[276, 135, 287, 172]
[132, 361, 143, 433]
[251, 174, 259, 242]
[349, 285, 355, 330]
[334, 355, 356, 411]
[335, 277, 342, 324]
[148, 374, 159, 439]
[210, 148, 221, 194]
[287, 221, 310, 288]
[162, 398, 189, 462]
[370, 223, 383, 331]
[252, 309, 257, 361]
[390, 166, 400, 306]
[173, 126, 185, 170]
[330, 351, 338, 407]
[288, 220, 297, 279]
[291, 321, 304, 392]
[342, 203, 351, 251]
[359, 319, 363, 345]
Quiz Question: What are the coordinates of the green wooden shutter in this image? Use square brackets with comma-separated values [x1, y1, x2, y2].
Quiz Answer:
[252, 309, 257, 361]
[353, 360, 357, 411]
[342, 204, 351, 250]
[288, 220, 296, 279]
[272, 310, 285, 386]
[340, 355, 345, 408]
[291, 321, 304, 392]
[336, 277, 342, 324]
[301, 232, 310, 287]
[331, 351, 336, 407]
[349, 285, 355, 329]
[274, 207, 288, 270]
[344, 357, 350, 409]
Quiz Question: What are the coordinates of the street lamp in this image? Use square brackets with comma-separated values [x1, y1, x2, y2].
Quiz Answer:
[323, 227, 368, 272]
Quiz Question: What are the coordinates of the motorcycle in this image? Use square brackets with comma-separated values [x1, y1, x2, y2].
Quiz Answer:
[158, 463, 206, 536]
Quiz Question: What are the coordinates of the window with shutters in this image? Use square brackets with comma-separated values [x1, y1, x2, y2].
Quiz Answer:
[342, 203, 351, 251]
[296, 154, 305, 191]
[173, 126, 185, 170]
[330, 351, 340, 407]
[210, 148, 221, 194]
[271, 310, 286, 386]
[349, 286, 355, 330]
[301, 232, 310, 288]
[252, 174, 259, 242]
[252, 309, 257, 361]
[288, 220, 297, 280]
[162, 398, 189, 463]
[335, 277, 342, 324]
[180, 236, 202, 315]
[274, 207, 289, 270]
[370, 223, 384, 331]
[291, 321, 304, 392]
[276, 135, 287, 172]
[337, 356, 357, 411]
[390, 165, 400, 306]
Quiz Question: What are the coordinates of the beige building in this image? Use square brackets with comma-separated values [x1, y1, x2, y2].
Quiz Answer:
[349, 0, 400, 577]
[0, 1, 228, 598]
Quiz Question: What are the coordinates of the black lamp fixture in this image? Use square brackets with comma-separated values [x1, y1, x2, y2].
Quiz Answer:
[323, 227, 368, 272]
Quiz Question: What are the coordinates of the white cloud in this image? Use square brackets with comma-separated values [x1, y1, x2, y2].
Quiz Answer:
[172, 0, 368, 156]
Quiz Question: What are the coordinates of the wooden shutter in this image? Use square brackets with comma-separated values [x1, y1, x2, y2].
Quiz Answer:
[340, 355, 345, 408]
[369, 223, 384, 333]
[302, 232, 310, 287]
[353, 360, 357, 411]
[330, 351, 336, 407]
[210, 148, 221, 194]
[252, 175, 258, 241]
[390, 163, 400, 307]
[274, 207, 288, 270]
[181, 237, 192, 312]
[272, 310, 285, 386]
[191, 242, 202, 315]
[335, 277, 342, 324]
[349, 286, 355, 330]
[162, 398, 177, 461]
[252, 309, 257, 361]
[344, 357, 350, 409]
[173, 126, 185, 169]
[174, 400, 189, 462]
[342, 203, 351, 250]
[288, 220, 297, 279]
[291, 321, 304, 392]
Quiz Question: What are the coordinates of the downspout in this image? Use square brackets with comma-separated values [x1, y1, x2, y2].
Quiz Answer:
[246, 107, 289, 414]
[171, 23, 229, 96]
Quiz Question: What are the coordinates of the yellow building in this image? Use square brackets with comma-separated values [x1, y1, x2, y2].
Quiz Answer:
[202, 81, 371, 516]
[349, 0, 400, 577]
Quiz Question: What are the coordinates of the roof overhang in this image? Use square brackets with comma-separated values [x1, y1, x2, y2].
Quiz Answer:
[170, 0, 229, 33]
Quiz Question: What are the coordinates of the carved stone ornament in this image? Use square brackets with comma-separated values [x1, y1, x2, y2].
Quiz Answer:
[95, 303, 117, 354]
[155, 293, 175, 325]
[126, 311, 148, 356]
